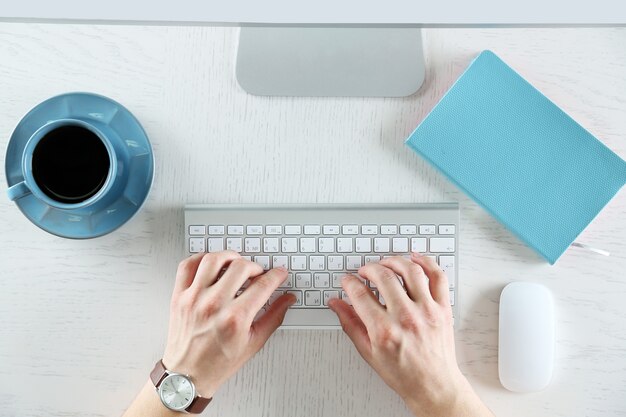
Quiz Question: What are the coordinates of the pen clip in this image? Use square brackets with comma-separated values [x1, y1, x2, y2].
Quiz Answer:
[571, 242, 610, 257]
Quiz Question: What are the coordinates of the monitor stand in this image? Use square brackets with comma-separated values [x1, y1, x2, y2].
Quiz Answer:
[236, 27, 425, 97]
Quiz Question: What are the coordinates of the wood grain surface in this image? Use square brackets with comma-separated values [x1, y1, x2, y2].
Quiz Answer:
[0, 24, 625, 417]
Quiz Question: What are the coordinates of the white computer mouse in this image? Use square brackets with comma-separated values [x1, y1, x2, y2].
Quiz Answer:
[498, 281, 555, 393]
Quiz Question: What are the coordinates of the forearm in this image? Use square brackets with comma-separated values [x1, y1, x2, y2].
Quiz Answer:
[123, 380, 179, 417]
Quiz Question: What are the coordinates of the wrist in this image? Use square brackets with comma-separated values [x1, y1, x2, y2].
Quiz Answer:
[404, 373, 481, 417]
[161, 354, 221, 399]
[151, 359, 214, 414]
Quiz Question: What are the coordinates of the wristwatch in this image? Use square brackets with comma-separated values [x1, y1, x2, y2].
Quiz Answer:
[150, 359, 212, 414]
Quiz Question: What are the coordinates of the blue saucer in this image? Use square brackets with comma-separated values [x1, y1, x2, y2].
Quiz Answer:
[5, 93, 154, 239]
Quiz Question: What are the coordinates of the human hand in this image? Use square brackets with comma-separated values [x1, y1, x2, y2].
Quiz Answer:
[328, 253, 492, 417]
[162, 251, 296, 398]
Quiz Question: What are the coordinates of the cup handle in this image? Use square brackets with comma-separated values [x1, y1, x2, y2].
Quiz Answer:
[7, 181, 32, 201]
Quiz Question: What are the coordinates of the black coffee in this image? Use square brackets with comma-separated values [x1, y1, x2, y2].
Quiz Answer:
[32, 125, 110, 204]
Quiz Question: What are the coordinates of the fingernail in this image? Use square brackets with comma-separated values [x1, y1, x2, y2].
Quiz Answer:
[411, 251, 423, 258]
[276, 266, 288, 273]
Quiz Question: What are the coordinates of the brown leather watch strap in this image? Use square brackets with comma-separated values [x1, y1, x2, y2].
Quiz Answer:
[186, 396, 212, 414]
[150, 359, 212, 414]
[150, 359, 168, 388]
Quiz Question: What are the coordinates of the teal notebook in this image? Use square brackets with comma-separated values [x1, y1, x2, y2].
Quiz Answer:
[406, 50, 626, 264]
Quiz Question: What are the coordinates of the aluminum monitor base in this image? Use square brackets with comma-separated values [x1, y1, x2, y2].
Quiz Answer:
[236, 27, 425, 97]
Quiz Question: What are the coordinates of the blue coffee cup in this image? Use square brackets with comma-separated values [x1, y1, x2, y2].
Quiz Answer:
[8, 118, 123, 211]
[5, 93, 154, 238]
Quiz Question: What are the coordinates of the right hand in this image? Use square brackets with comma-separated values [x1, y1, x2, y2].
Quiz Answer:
[328, 253, 493, 417]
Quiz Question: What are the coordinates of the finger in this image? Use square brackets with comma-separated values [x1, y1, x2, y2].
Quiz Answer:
[328, 299, 372, 359]
[378, 256, 432, 305]
[341, 274, 386, 330]
[234, 268, 288, 318]
[411, 252, 450, 305]
[174, 253, 206, 293]
[250, 293, 296, 350]
[191, 251, 241, 288]
[358, 263, 410, 312]
[211, 258, 264, 299]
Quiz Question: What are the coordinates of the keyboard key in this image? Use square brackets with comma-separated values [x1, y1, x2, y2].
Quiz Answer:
[266, 225, 282, 235]
[392, 237, 409, 253]
[291, 256, 307, 270]
[400, 224, 417, 235]
[279, 273, 293, 288]
[341, 291, 352, 305]
[364, 255, 381, 264]
[337, 238, 353, 253]
[227, 225, 244, 235]
[355, 274, 367, 285]
[254, 256, 270, 270]
[438, 255, 456, 287]
[282, 237, 298, 253]
[323, 225, 340, 235]
[346, 256, 362, 270]
[263, 237, 280, 253]
[309, 255, 325, 271]
[244, 237, 261, 253]
[208, 238, 224, 252]
[269, 290, 284, 305]
[226, 237, 243, 252]
[355, 237, 372, 253]
[328, 255, 344, 270]
[287, 290, 302, 306]
[285, 225, 302, 235]
[419, 225, 436, 235]
[304, 225, 321, 235]
[296, 273, 312, 288]
[314, 273, 330, 288]
[300, 237, 316, 253]
[411, 237, 427, 253]
[323, 290, 340, 306]
[273, 255, 289, 270]
[208, 225, 225, 235]
[362, 225, 378, 235]
[189, 237, 205, 253]
[305, 290, 322, 306]
[374, 237, 390, 253]
[449, 289, 455, 306]
[439, 225, 456, 235]
[381, 225, 398, 235]
[189, 225, 206, 235]
[318, 237, 335, 253]
[342, 225, 359, 235]
[247, 225, 263, 235]
[430, 237, 455, 253]
[332, 273, 344, 288]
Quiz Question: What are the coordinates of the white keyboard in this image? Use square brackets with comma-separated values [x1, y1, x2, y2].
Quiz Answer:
[185, 204, 459, 329]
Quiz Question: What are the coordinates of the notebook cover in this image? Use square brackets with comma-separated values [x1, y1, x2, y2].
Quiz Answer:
[405, 50, 626, 264]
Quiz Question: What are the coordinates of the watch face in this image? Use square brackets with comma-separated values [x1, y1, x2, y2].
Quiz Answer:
[159, 373, 195, 411]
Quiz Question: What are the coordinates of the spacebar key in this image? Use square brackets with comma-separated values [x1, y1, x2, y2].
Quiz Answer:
[281, 308, 340, 327]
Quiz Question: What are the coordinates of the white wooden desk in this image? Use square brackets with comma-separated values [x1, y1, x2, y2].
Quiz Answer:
[0, 25, 625, 417]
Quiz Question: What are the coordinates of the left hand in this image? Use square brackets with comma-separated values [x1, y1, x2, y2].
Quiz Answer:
[162, 251, 296, 398]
